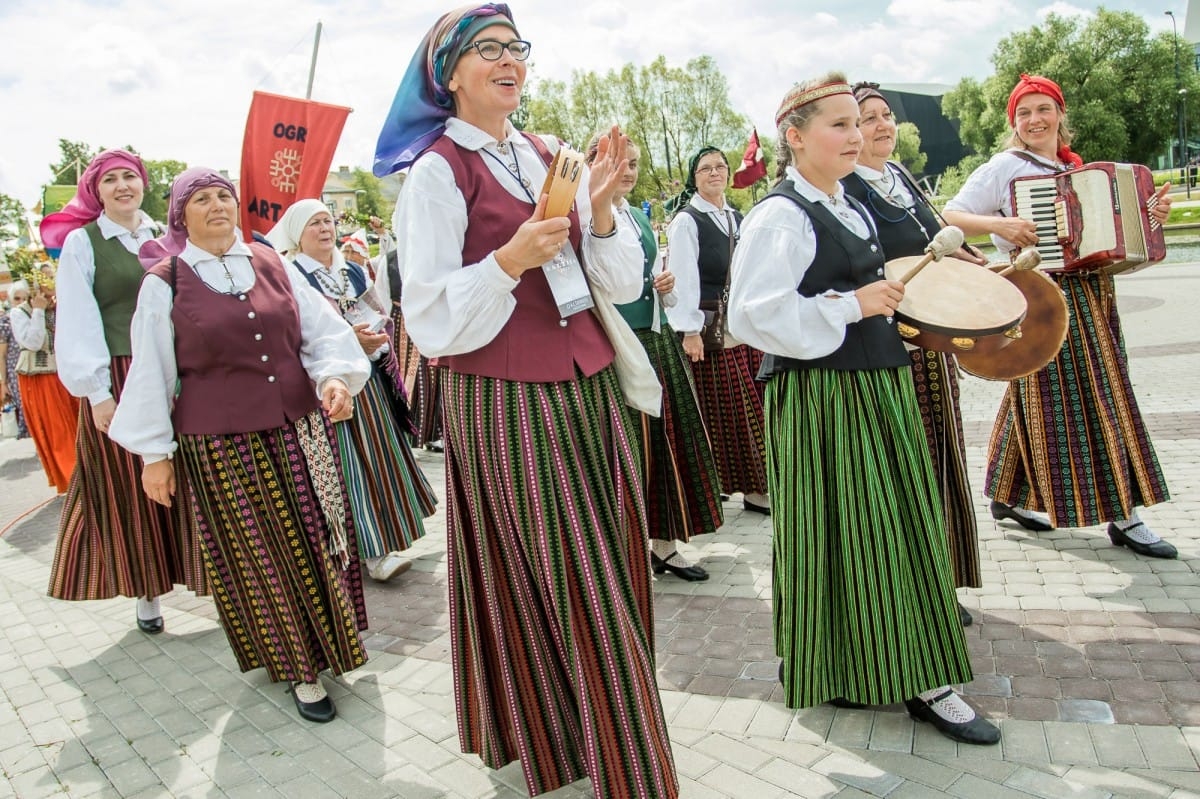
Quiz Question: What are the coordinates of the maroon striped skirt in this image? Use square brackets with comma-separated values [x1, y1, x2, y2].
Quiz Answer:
[689, 344, 769, 496]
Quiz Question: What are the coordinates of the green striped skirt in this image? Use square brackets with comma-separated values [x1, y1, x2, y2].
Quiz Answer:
[630, 326, 723, 543]
[334, 369, 436, 559]
[767, 367, 972, 708]
[441, 365, 678, 799]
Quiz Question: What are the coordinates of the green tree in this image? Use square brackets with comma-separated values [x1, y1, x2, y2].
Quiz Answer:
[350, 168, 388, 223]
[49, 139, 97, 185]
[893, 122, 928, 175]
[942, 9, 1193, 168]
[140, 158, 188, 223]
[0, 193, 26, 243]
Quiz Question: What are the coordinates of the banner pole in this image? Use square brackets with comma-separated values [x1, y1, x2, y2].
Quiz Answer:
[305, 21, 322, 100]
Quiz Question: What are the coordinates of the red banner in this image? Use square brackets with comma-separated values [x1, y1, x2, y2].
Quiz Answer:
[732, 128, 767, 189]
[239, 91, 351, 239]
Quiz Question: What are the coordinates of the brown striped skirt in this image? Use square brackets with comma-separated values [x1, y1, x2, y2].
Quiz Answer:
[177, 409, 367, 683]
[334, 369, 436, 558]
[908, 348, 980, 588]
[688, 343, 768, 496]
[767, 367, 973, 708]
[985, 273, 1169, 527]
[630, 326, 723, 543]
[49, 356, 208, 600]
[440, 365, 678, 799]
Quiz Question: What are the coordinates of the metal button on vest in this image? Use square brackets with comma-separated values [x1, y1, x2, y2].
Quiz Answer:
[559, 319, 568, 327]
[886, 317, 894, 324]
[267, 376, 276, 382]
[248, 311, 256, 319]
[870, 244, 879, 253]
[876, 268, 884, 276]
[238, 294, 247, 302]
[261, 355, 269, 362]
[254, 333, 263, 341]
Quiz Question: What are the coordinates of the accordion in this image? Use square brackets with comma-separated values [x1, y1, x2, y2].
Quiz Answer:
[1010, 162, 1166, 274]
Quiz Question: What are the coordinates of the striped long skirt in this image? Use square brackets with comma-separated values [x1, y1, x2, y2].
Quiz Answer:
[767, 368, 973, 708]
[334, 369, 437, 559]
[909, 348, 980, 588]
[178, 410, 367, 683]
[50, 357, 208, 600]
[985, 273, 1169, 527]
[17, 372, 79, 493]
[411, 356, 444, 446]
[391, 304, 421, 400]
[631, 327, 723, 542]
[689, 343, 768, 496]
[441, 366, 678, 799]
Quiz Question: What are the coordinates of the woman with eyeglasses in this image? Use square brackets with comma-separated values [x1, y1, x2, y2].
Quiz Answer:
[378, 5, 677, 797]
[665, 147, 770, 523]
[841, 83, 986, 626]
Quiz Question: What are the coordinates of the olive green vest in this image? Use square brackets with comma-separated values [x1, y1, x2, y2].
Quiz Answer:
[85, 222, 144, 357]
[615, 207, 669, 331]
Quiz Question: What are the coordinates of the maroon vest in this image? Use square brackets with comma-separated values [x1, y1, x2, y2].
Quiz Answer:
[426, 133, 614, 382]
[147, 242, 319, 435]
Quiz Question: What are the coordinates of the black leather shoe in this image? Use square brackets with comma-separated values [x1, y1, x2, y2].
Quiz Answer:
[905, 691, 1000, 745]
[990, 501, 1053, 532]
[650, 552, 709, 582]
[291, 684, 337, 723]
[743, 499, 771, 516]
[828, 697, 869, 709]
[137, 616, 164, 635]
[958, 602, 973, 627]
[1107, 523, 1178, 559]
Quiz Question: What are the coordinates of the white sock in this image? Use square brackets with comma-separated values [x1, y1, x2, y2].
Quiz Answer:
[1115, 512, 1162, 543]
[745, 492, 770, 508]
[917, 687, 976, 724]
[293, 681, 327, 702]
[364, 556, 382, 570]
[650, 540, 694, 566]
[136, 596, 161, 621]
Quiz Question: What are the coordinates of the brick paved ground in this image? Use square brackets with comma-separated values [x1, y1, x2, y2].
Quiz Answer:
[1, 262, 1199, 797]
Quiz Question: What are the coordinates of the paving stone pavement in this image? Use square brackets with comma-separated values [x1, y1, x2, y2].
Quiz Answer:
[2, 262, 1200, 797]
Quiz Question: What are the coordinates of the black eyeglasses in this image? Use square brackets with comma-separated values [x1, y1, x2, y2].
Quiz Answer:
[461, 39, 532, 62]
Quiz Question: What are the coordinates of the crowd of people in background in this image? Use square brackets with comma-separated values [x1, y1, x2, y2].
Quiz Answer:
[0, 3, 1188, 796]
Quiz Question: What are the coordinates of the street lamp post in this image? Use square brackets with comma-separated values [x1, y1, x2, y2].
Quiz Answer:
[1183, 88, 1192, 199]
[1167, 10, 1184, 185]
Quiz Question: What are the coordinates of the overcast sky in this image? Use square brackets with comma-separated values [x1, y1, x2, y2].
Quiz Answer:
[0, 0, 1186, 206]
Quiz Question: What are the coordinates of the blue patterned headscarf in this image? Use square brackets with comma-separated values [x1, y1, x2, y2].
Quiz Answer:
[373, 4, 516, 176]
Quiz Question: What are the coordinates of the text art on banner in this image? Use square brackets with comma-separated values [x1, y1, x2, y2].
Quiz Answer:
[239, 91, 351, 239]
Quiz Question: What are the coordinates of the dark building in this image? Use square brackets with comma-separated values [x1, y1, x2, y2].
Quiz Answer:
[878, 83, 969, 179]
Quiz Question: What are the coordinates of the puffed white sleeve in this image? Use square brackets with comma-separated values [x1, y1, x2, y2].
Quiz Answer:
[394, 152, 522, 357]
[570, 167, 643, 303]
[107, 276, 179, 463]
[285, 263, 372, 397]
[727, 199, 862, 360]
[663, 212, 705, 334]
[9, 307, 46, 351]
[54, 227, 114, 403]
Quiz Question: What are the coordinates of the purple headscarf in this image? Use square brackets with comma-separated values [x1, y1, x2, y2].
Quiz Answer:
[138, 167, 237, 268]
[39, 149, 148, 249]
[372, 3, 516, 176]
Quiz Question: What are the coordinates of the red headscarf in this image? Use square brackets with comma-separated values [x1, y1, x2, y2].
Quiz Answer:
[1006, 73, 1083, 168]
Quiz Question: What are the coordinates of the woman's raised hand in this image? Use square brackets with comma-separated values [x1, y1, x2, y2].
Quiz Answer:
[495, 194, 571, 279]
[588, 124, 629, 233]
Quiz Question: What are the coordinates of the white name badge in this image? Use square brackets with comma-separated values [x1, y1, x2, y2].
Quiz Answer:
[542, 244, 594, 317]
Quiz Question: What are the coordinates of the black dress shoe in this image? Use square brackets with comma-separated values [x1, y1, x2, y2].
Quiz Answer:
[905, 691, 1000, 745]
[650, 552, 709, 582]
[957, 602, 973, 627]
[1107, 523, 1178, 559]
[291, 684, 337, 723]
[743, 499, 771, 516]
[989, 501, 1053, 532]
[137, 616, 164, 635]
[828, 697, 869, 709]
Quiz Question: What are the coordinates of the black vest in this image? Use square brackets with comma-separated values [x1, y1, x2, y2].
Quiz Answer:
[841, 165, 941, 260]
[679, 204, 742, 301]
[759, 180, 910, 375]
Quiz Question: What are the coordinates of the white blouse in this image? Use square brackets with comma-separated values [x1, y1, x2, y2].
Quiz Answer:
[109, 235, 371, 464]
[393, 117, 644, 359]
[943, 149, 1061, 252]
[8, 304, 47, 351]
[727, 166, 867, 361]
[292, 251, 389, 361]
[54, 211, 160, 403]
[663, 194, 740, 336]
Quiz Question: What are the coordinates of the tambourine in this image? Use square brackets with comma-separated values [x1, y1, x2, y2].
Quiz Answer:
[540, 148, 585, 218]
